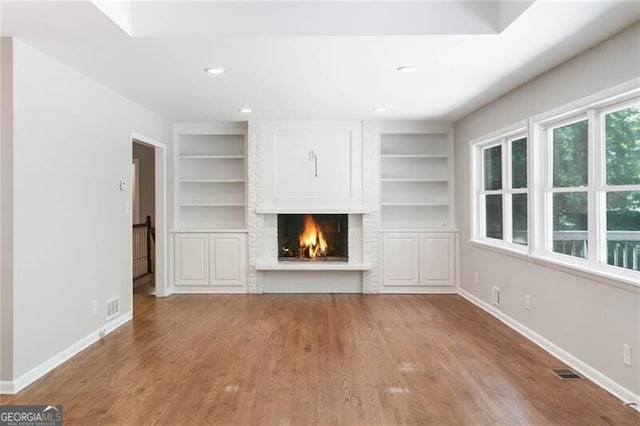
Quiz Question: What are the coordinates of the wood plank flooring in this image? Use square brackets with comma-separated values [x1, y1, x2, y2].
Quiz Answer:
[1, 294, 638, 425]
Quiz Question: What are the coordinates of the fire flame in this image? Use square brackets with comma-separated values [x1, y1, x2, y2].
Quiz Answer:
[299, 214, 328, 259]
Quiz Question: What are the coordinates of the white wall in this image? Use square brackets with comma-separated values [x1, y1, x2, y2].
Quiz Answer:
[10, 40, 171, 380]
[0, 37, 14, 384]
[454, 23, 640, 397]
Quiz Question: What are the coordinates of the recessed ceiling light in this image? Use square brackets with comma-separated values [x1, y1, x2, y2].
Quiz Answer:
[374, 108, 386, 112]
[204, 67, 225, 75]
[238, 108, 252, 113]
[396, 66, 418, 73]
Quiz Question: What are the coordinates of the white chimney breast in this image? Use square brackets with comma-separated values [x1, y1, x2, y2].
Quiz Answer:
[261, 121, 363, 211]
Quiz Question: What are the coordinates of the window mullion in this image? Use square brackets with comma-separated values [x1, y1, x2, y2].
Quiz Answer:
[529, 122, 541, 255]
[503, 140, 513, 243]
[587, 109, 600, 265]
[479, 189, 487, 238]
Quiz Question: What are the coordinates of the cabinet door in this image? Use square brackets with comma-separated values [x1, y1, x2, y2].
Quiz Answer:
[383, 234, 420, 286]
[175, 233, 210, 286]
[209, 234, 247, 286]
[420, 234, 455, 286]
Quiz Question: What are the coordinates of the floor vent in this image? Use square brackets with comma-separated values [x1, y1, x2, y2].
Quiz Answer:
[551, 368, 582, 380]
[105, 297, 120, 321]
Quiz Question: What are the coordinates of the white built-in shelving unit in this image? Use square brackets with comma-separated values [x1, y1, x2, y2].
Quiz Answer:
[380, 129, 453, 230]
[378, 122, 457, 292]
[175, 124, 248, 230]
[172, 123, 248, 293]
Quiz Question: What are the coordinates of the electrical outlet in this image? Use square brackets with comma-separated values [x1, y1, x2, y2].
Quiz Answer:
[623, 344, 632, 366]
[474, 272, 479, 284]
[492, 286, 501, 306]
[92, 300, 98, 315]
[525, 294, 531, 310]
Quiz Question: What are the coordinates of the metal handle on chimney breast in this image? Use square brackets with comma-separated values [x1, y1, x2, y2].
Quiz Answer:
[309, 151, 318, 178]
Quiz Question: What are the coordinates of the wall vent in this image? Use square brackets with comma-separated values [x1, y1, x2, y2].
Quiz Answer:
[105, 297, 120, 321]
[551, 368, 582, 380]
[491, 286, 501, 306]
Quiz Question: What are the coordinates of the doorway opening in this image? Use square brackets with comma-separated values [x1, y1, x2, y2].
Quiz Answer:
[132, 141, 155, 295]
[131, 134, 168, 298]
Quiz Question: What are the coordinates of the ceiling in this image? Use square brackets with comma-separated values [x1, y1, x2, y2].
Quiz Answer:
[1, 1, 639, 123]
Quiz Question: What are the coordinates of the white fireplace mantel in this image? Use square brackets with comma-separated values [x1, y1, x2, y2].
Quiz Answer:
[255, 207, 370, 214]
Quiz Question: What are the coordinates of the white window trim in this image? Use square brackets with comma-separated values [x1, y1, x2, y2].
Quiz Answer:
[470, 120, 528, 255]
[471, 78, 640, 292]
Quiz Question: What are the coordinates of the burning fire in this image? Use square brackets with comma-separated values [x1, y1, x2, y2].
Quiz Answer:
[298, 214, 328, 259]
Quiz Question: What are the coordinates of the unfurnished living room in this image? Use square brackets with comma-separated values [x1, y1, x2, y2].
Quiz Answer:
[0, 0, 639, 424]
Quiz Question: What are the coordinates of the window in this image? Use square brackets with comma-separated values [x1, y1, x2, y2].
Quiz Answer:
[471, 82, 639, 287]
[511, 138, 528, 245]
[473, 124, 528, 250]
[549, 119, 589, 259]
[603, 104, 640, 271]
[535, 92, 640, 280]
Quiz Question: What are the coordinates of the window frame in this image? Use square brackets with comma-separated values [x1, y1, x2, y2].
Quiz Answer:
[471, 121, 529, 254]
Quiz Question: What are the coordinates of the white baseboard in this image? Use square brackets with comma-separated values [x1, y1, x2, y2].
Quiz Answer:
[171, 285, 247, 294]
[159, 286, 173, 297]
[458, 288, 640, 411]
[381, 286, 458, 294]
[0, 311, 132, 395]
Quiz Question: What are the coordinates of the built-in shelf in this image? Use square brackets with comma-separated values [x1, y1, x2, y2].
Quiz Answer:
[180, 203, 246, 207]
[170, 229, 249, 233]
[256, 262, 372, 271]
[179, 155, 245, 159]
[381, 178, 447, 183]
[179, 179, 245, 183]
[381, 202, 448, 207]
[380, 131, 452, 230]
[176, 128, 247, 230]
[381, 154, 448, 159]
[380, 228, 459, 233]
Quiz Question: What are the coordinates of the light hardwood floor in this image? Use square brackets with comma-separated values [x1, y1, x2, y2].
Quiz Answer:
[1, 294, 638, 425]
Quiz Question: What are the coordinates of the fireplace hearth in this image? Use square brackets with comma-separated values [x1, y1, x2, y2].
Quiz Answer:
[278, 214, 348, 261]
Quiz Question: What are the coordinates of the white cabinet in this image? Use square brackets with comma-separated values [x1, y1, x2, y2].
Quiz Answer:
[382, 234, 420, 286]
[209, 234, 246, 285]
[382, 232, 456, 289]
[174, 232, 247, 288]
[420, 234, 455, 285]
[175, 233, 210, 286]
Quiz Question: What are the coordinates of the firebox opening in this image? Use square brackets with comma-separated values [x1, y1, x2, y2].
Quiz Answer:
[278, 214, 348, 261]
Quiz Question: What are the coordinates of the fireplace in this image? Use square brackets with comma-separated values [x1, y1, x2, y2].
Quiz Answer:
[278, 214, 348, 261]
